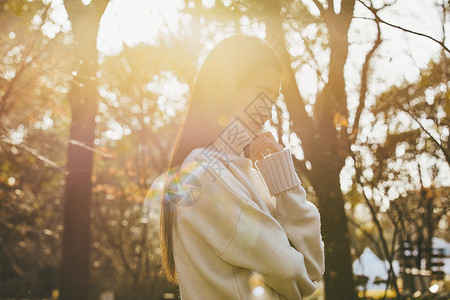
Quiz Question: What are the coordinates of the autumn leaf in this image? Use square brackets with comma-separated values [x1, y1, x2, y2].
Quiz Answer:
[333, 112, 349, 128]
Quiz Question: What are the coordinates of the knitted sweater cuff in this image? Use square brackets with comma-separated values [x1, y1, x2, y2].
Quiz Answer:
[255, 148, 301, 196]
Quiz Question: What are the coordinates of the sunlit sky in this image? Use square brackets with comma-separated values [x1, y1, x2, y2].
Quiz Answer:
[44, 0, 450, 198]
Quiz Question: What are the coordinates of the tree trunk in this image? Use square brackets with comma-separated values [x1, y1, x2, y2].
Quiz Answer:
[59, 2, 108, 299]
[308, 151, 355, 300]
[265, 1, 357, 299]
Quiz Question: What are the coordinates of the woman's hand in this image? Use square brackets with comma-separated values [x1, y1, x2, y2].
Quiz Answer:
[246, 131, 284, 160]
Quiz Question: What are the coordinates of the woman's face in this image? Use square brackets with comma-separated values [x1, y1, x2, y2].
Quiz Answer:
[232, 68, 281, 139]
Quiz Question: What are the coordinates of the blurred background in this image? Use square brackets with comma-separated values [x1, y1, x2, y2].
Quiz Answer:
[0, 0, 449, 299]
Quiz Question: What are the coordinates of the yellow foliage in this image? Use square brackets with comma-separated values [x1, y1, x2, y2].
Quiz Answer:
[333, 112, 348, 128]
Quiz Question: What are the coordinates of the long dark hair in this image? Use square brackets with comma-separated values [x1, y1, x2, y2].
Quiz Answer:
[160, 34, 289, 284]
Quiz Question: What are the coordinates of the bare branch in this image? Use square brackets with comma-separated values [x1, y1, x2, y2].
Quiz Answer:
[0, 236, 24, 277]
[442, 0, 448, 46]
[395, 103, 450, 164]
[351, 20, 382, 143]
[347, 215, 384, 259]
[329, 0, 334, 13]
[311, 0, 325, 15]
[351, 149, 400, 295]
[93, 199, 136, 278]
[286, 20, 327, 85]
[355, 0, 450, 53]
[67, 139, 113, 158]
[1, 135, 65, 171]
[0, 3, 53, 120]
[265, 12, 316, 145]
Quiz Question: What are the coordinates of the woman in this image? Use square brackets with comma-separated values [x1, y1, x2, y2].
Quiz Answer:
[158, 34, 325, 300]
